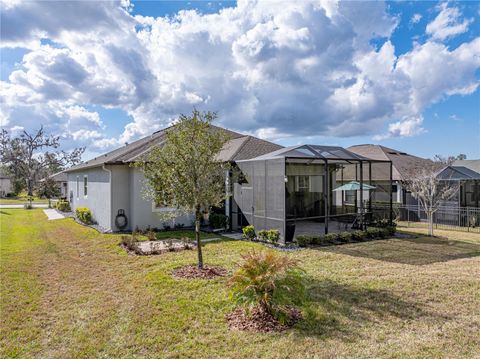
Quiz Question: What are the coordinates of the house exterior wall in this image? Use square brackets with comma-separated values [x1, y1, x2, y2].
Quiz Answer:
[129, 167, 194, 231]
[110, 165, 131, 231]
[0, 178, 12, 197]
[67, 167, 112, 231]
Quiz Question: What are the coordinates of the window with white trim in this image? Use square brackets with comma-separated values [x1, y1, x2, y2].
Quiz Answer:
[83, 175, 88, 197]
[76, 176, 79, 198]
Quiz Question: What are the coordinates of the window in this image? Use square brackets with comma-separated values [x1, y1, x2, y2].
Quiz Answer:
[345, 190, 356, 204]
[392, 184, 398, 193]
[76, 176, 79, 198]
[83, 176, 88, 197]
[296, 175, 310, 192]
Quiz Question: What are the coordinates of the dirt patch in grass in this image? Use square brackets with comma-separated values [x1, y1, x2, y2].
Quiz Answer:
[226, 305, 302, 333]
[171, 264, 227, 279]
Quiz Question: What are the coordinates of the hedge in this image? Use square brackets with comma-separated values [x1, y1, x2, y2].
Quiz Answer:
[295, 226, 396, 247]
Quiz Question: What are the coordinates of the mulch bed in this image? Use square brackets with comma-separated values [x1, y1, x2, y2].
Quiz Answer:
[171, 265, 228, 279]
[225, 305, 302, 333]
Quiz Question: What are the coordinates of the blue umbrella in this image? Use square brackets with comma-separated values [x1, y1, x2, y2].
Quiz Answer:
[333, 181, 376, 191]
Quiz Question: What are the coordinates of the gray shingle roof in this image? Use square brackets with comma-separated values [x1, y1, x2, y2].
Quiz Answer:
[65, 125, 282, 172]
[453, 160, 480, 174]
[348, 144, 431, 181]
[437, 166, 480, 180]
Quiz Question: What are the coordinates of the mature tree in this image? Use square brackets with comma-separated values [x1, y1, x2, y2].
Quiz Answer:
[138, 110, 231, 269]
[456, 154, 467, 160]
[36, 177, 61, 208]
[402, 158, 459, 236]
[0, 127, 84, 196]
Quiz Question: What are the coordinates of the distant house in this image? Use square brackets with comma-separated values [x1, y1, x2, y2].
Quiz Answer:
[437, 162, 480, 208]
[0, 169, 12, 197]
[41, 171, 68, 198]
[64, 125, 282, 232]
[347, 144, 431, 204]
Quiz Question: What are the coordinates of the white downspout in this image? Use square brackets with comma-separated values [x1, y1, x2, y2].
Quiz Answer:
[102, 165, 113, 232]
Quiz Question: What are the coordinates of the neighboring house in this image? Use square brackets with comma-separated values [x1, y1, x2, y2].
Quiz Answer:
[64, 125, 282, 232]
[0, 169, 12, 197]
[347, 144, 431, 204]
[437, 164, 480, 208]
[40, 171, 69, 198]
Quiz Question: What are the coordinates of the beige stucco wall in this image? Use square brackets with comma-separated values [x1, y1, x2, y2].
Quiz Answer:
[0, 178, 12, 196]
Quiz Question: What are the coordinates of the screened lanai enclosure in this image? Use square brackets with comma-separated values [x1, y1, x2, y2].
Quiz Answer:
[232, 145, 393, 244]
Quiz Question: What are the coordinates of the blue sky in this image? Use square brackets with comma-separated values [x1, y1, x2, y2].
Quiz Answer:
[1, 0, 479, 160]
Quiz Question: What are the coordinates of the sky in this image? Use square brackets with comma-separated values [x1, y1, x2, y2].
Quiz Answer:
[1, 0, 479, 161]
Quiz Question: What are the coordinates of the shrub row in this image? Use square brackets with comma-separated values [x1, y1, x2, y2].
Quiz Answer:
[295, 226, 396, 247]
[76, 207, 93, 224]
[242, 225, 280, 245]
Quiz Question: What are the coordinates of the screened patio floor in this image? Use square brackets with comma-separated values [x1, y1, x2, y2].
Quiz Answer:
[292, 219, 358, 237]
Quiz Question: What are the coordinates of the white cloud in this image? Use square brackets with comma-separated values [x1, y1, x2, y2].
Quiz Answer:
[426, 3, 473, 41]
[0, 0, 479, 156]
[411, 13, 422, 24]
[374, 115, 426, 140]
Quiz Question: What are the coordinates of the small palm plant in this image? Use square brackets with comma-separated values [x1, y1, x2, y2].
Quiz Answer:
[228, 250, 306, 321]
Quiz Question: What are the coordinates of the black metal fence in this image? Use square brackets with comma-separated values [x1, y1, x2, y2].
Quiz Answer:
[396, 204, 480, 233]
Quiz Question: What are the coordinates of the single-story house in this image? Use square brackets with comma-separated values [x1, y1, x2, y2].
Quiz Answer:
[0, 169, 12, 197]
[39, 171, 68, 198]
[347, 144, 431, 205]
[437, 164, 480, 208]
[64, 125, 282, 232]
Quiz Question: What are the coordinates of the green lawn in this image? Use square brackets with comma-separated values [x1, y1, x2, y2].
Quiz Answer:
[1, 209, 479, 358]
[0, 197, 50, 205]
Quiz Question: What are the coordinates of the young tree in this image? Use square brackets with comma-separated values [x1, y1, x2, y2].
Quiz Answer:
[402, 158, 459, 236]
[138, 110, 231, 269]
[36, 177, 61, 208]
[0, 127, 84, 197]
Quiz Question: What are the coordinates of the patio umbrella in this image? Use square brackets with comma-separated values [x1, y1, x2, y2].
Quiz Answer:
[333, 181, 376, 191]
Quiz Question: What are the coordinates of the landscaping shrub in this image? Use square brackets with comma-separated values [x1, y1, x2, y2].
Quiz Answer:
[209, 212, 228, 229]
[323, 233, 339, 244]
[266, 229, 280, 243]
[242, 225, 255, 240]
[257, 230, 268, 242]
[228, 250, 306, 323]
[366, 227, 382, 239]
[121, 234, 140, 253]
[386, 226, 396, 236]
[338, 231, 352, 243]
[295, 235, 311, 247]
[76, 207, 93, 224]
[351, 230, 367, 242]
[56, 200, 71, 212]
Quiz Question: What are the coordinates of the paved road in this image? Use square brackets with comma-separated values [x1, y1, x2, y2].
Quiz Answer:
[0, 204, 49, 209]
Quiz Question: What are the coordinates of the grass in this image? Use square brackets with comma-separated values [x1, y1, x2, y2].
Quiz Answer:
[1, 209, 479, 358]
[0, 194, 51, 205]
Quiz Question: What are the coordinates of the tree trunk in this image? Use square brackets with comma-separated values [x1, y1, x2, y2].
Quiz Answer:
[427, 212, 434, 236]
[27, 179, 33, 197]
[195, 208, 203, 269]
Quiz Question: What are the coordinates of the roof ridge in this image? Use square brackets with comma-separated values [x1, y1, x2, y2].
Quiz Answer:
[229, 135, 251, 160]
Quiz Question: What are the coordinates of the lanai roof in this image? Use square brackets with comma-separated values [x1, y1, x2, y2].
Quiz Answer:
[237, 144, 391, 163]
